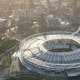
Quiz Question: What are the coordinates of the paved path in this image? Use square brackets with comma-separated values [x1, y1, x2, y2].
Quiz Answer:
[71, 27, 80, 35]
[0, 56, 28, 78]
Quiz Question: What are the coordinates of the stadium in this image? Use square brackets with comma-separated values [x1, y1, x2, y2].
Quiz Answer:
[19, 31, 80, 77]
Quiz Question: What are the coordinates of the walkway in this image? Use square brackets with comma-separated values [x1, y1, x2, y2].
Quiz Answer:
[71, 27, 80, 36]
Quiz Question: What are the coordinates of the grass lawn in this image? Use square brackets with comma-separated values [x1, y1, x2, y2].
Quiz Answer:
[0, 42, 20, 70]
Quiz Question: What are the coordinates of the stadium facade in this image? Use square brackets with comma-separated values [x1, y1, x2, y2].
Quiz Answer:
[19, 31, 80, 77]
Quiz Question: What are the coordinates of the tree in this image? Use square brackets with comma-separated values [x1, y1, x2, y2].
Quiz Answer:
[6, 75, 17, 80]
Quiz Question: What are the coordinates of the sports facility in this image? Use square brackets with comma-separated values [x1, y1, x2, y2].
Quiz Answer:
[19, 31, 80, 77]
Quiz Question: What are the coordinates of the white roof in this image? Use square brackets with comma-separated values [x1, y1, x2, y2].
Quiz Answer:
[47, 15, 53, 19]
[0, 18, 6, 23]
[61, 22, 70, 26]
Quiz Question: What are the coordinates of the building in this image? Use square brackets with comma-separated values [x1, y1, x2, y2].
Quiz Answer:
[77, 1, 80, 8]
[11, 0, 24, 4]
[18, 31, 80, 77]
[25, 0, 34, 9]
[25, 3, 29, 10]
[69, 0, 78, 10]
[72, 0, 77, 10]
[58, 0, 61, 9]
[26, 9, 34, 20]
[19, 9, 25, 20]
[25, 0, 29, 10]
[46, 0, 49, 8]
[11, 0, 14, 4]
[29, 0, 34, 9]
[41, 13, 46, 26]
[44, 15, 61, 27]
[36, 7, 42, 15]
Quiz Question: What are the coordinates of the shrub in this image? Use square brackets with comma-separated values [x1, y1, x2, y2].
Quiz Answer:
[6, 75, 17, 80]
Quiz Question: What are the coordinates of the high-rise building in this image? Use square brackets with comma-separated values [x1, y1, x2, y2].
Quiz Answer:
[19, 9, 25, 20]
[25, 0, 34, 9]
[25, 0, 29, 3]
[29, 0, 34, 9]
[25, 3, 29, 10]
[77, 1, 80, 7]
[68, 0, 77, 10]
[36, 7, 42, 15]
[25, 0, 29, 10]
[26, 9, 34, 20]
[46, 0, 49, 8]
[58, 0, 61, 9]
[11, 0, 14, 4]
[41, 13, 46, 27]
[72, 0, 77, 10]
